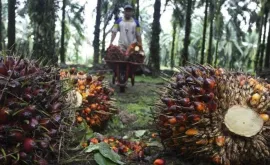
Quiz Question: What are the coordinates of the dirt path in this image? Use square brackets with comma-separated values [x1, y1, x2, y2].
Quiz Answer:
[104, 75, 163, 135]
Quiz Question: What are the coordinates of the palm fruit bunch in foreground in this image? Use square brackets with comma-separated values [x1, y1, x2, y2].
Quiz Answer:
[60, 68, 116, 130]
[155, 64, 270, 165]
[85, 137, 146, 160]
[0, 56, 65, 165]
[105, 45, 126, 61]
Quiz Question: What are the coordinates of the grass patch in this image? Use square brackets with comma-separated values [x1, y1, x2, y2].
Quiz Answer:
[135, 75, 164, 84]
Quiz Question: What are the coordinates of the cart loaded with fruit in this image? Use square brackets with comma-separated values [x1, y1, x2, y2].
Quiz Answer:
[104, 43, 145, 93]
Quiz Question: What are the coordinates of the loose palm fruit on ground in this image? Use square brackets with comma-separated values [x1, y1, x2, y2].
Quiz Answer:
[153, 159, 165, 165]
[155, 65, 270, 165]
[87, 136, 146, 160]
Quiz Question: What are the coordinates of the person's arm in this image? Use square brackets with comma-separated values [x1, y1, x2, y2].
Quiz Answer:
[110, 18, 121, 45]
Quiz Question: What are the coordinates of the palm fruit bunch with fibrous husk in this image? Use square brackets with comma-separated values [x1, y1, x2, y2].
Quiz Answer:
[154, 64, 270, 165]
[60, 68, 116, 130]
[126, 43, 145, 63]
[0, 56, 66, 165]
[75, 72, 115, 130]
[105, 45, 126, 61]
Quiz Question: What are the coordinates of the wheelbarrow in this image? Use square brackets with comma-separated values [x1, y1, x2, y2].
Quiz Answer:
[105, 59, 144, 93]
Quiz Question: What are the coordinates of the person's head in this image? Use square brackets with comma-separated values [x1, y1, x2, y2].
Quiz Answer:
[124, 5, 134, 19]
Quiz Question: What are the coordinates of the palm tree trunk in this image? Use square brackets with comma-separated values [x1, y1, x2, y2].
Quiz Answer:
[0, 0, 2, 51]
[214, 40, 219, 67]
[171, 21, 176, 69]
[149, 0, 161, 75]
[214, 0, 224, 67]
[182, 0, 193, 66]
[8, 0, 16, 52]
[93, 0, 102, 65]
[101, 4, 116, 59]
[207, 0, 214, 65]
[264, 16, 270, 68]
[259, 12, 268, 71]
[200, 0, 209, 64]
[29, 0, 56, 64]
[136, 0, 140, 20]
[101, 25, 108, 59]
[60, 0, 66, 64]
[255, 16, 263, 71]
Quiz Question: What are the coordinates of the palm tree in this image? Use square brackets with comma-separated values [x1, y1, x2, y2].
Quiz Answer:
[265, 19, 270, 68]
[0, 0, 2, 51]
[242, 31, 258, 71]
[160, 31, 172, 67]
[149, 0, 161, 75]
[206, 0, 214, 65]
[8, 0, 16, 52]
[214, 0, 225, 67]
[64, 1, 85, 64]
[264, 2, 270, 68]
[136, 0, 139, 20]
[93, 0, 102, 65]
[60, 0, 67, 64]
[255, 9, 263, 71]
[171, 19, 177, 69]
[101, 0, 123, 59]
[259, 9, 268, 71]
[182, 0, 193, 66]
[29, 0, 57, 64]
[200, 0, 208, 64]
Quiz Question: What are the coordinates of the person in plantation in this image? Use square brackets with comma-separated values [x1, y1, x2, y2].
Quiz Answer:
[110, 4, 142, 52]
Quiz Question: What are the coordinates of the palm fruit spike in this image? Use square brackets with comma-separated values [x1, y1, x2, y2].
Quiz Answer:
[155, 64, 270, 165]
[60, 68, 115, 131]
[0, 56, 65, 164]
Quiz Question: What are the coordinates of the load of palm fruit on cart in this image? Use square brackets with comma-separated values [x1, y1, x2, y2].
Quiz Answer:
[105, 43, 145, 63]
[154, 64, 270, 165]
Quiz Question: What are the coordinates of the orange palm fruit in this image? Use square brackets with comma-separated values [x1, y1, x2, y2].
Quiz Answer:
[85, 107, 91, 114]
[215, 136, 225, 147]
[76, 116, 83, 123]
[185, 128, 199, 136]
[168, 117, 177, 125]
[260, 114, 269, 122]
[79, 85, 85, 90]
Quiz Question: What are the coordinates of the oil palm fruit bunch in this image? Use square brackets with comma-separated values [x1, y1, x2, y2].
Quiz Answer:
[105, 45, 126, 61]
[62, 69, 115, 130]
[0, 56, 65, 165]
[126, 43, 145, 63]
[86, 137, 146, 160]
[155, 64, 270, 165]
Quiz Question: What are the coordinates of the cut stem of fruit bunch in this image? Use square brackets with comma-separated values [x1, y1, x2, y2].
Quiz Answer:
[224, 105, 263, 137]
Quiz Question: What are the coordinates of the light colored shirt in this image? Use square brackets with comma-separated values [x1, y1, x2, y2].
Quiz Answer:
[112, 17, 141, 50]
